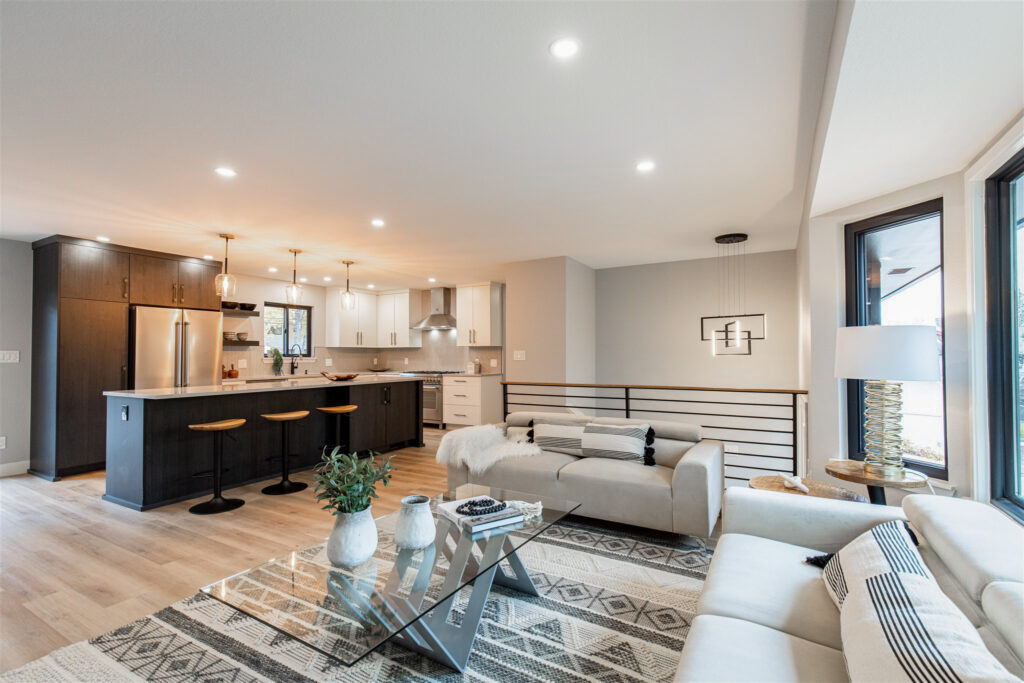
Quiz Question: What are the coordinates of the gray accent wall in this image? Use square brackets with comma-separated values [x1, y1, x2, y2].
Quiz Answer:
[595, 249, 799, 389]
[0, 239, 32, 474]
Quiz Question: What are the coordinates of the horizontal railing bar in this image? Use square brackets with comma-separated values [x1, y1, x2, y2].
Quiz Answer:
[717, 438, 795, 447]
[506, 391, 793, 408]
[506, 403, 793, 432]
[725, 451, 794, 460]
[502, 381, 807, 395]
[724, 463, 792, 473]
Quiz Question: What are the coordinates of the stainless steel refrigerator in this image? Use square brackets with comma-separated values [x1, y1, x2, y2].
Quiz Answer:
[131, 306, 223, 389]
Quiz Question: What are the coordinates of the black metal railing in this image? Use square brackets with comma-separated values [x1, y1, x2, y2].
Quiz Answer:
[502, 381, 807, 485]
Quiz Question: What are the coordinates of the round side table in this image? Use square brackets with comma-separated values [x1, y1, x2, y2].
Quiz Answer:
[824, 460, 928, 505]
[749, 475, 868, 503]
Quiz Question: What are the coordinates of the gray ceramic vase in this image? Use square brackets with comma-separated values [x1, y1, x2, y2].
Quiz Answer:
[394, 495, 435, 550]
[326, 505, 377, 568]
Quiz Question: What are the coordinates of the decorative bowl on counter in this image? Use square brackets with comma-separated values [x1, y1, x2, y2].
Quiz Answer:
[236, 332, 249, 341]
[221, 301, 239, 309]
[320, 372, 359, 382]
[239, 303, 257, 311]
[367, 368, 392, 373]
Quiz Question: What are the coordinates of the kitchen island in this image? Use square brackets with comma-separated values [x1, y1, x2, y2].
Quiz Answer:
[102, 375, 423, 510]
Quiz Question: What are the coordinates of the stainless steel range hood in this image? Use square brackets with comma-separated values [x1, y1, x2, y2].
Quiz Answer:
[411, 287, 457, 330]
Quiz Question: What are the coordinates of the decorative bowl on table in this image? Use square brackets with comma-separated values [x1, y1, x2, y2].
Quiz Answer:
[221, 301, 239, 309]
[239, 303, 257, 311]
[236, 332, 249, 341]
[320, 372, 359, 382]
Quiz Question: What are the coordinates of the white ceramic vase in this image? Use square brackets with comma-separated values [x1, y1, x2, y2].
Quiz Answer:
[394, 495, 435, 550]
[326, 505, 378, 568]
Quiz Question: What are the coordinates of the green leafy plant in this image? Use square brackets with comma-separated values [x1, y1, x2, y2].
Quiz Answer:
[314, 447, 394, 515]
[271, 347, 283, 375]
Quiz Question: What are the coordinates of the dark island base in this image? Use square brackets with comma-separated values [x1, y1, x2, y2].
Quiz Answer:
[104, 380, 423, 510]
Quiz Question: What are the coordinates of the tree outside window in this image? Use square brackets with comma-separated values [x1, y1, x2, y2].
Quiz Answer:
[263, 302, 312, 357]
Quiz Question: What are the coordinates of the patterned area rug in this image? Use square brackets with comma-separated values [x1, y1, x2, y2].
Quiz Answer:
[2, 518, 712, 682]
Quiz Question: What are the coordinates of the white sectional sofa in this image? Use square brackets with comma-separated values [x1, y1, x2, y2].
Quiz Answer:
[445, 411, 724, 537]
[674, 487, 1024, 682]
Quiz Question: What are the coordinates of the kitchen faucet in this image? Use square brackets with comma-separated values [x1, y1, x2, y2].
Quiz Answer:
[289, 344, 302, 374]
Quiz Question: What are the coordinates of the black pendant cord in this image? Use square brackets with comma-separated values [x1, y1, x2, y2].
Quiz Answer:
[292, 251, 297, 285]
[223, 237, 230, 276]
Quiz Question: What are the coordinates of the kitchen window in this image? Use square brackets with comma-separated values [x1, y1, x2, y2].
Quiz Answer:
[844, 198, 948, 479]
[264, 302, 312, 358]
[986, 147, 1024, 522]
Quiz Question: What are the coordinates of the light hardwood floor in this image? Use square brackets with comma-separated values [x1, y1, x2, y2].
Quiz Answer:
[0, 428, 449, 673]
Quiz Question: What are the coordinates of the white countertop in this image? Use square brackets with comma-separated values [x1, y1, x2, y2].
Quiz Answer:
[104, 374, 423, 400]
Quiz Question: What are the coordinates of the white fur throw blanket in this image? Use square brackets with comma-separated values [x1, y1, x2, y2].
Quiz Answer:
[435, 424, 542, 475]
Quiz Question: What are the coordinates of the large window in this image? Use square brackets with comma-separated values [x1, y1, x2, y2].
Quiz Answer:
[263, 302, 312, 358]
[844, 198, 948, 479]
[987, 148, 1024, 521]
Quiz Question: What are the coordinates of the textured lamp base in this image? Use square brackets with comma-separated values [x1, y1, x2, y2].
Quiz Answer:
[863, 379, 904, 474]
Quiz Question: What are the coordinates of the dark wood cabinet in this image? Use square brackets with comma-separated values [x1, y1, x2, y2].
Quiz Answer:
[57, 299, 128, 470]
[386, 381, 420, 445]
[59, 243, 129, 302]
[177, 261, 222, 311]
[348, 384, 387, 453]
[346, 381, 422, 454]
[129, 254, 180, 307]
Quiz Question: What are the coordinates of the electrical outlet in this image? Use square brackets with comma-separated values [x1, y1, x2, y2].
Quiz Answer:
[404, 357, 409, 365]
[372, 357, 378, 366]
[513, 350, 526, 361]
[325, 358, 333, 367]
[237, 358, 248, 369]
[0, 350, 19, 363]
[490, 358, 498, 367]
[0, 436, 6, 449]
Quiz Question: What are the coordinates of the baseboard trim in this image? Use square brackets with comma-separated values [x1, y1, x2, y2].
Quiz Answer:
[0, 460, 30, 478]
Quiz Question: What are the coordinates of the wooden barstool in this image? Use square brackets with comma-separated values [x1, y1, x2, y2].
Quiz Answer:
[188, 418, 246, 515]
[260, 410, 310, 495]
[317, 404, 358, 454]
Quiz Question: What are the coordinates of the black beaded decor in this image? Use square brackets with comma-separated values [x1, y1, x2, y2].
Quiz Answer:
[456, 497, 507, 517]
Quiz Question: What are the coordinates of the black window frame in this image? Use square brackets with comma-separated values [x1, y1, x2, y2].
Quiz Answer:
[986, 147, 1024, 522]
[263, 301, 313, 358]
[843, 197, 949, 480]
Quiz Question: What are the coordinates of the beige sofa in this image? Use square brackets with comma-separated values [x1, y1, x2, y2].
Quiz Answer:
[675, 487, 1024, 681]
[445, 411, 724, 537]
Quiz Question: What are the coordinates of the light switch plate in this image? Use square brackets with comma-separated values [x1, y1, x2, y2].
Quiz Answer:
[325, 358, 333, 367]
[490, 358, 498, 367]
[513, 350, 526, 361]
[237, 358, 248, 369]
[404, 357, 408, 365]
[0, 436, 6, 450]
[0, 350, 19, 363]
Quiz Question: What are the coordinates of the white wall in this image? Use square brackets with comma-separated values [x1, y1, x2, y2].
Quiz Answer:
[0, 239, 32, 474]
[805, 173, 970, 496]
[595, 250, 800, 389]
[565, 257, 596, 384]
[504, 257, 568, 382]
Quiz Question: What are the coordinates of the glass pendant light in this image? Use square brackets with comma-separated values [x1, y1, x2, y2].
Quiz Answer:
[214, 234, 237, 298]
[285, 248, 303, 304]
[341, 260, 356, 310]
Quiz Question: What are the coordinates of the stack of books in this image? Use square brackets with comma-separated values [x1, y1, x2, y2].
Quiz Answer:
[438, 497, 524, 534]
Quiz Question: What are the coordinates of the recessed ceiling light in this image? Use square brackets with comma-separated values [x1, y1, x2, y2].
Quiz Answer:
[635, 159, 656, 173]
[202, 254, 214, 260]
[323, 276, 332, 282]
[96, 235, 111, 242]
[215, 167, 237, 178]
[549, 37, 579, 60]
[268, 267, 278, 273]
[367, 284, 375, 289]
[371, 218, 386, 228]
[428, 277, 437, 283]
[299, 277, 308, 282]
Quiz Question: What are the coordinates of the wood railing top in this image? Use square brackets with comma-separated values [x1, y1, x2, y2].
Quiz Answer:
[501, 381, 808, 395]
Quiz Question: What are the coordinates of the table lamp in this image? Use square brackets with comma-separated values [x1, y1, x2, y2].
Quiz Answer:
[834, 325, 940, 474]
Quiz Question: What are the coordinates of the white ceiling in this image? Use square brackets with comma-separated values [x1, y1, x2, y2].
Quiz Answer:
[0, 1, 834, 288]
[811, 0, 1024, 217]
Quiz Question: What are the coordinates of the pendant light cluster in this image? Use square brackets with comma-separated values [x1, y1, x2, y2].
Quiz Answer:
[341, 260, 356, 310]
[285, 248, 303, 304]
[214, 234, 237, 298]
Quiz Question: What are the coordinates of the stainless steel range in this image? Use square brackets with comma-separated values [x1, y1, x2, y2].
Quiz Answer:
[399, 370, 463, 427]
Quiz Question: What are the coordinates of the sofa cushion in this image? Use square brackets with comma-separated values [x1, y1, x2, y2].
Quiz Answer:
[903, 494, 1024, 601]
[983, 581, 1024, 665]
[470, 451, 577, 499]
[697, 533, 842, 649]
[674, 614, 848, 683]
[581, 422, 650, 463]
[557, 457, 674, 531]
[532, 421, 585, 456]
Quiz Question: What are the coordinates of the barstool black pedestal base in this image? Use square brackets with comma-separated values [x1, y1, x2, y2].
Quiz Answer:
[261, 480, 308, 495]
[189, 496, 245, 515]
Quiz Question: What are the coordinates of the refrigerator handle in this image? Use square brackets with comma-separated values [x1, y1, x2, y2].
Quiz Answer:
[182, 322, 191, 387]
[174, 321, 182, 387]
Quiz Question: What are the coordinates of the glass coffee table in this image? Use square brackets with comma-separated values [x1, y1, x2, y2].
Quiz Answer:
[200, 485, 579, 672]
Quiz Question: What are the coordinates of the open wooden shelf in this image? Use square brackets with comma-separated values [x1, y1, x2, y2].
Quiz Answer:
[222, 308, 259, 317]
[223, 339, 260, 347]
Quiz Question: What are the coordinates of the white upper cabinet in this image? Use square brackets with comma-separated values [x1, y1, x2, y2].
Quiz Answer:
[456, 282, 502, 347]
[377, 290, 422, 347]
[325, 287, 378, 347]
[356, 292, 378, 347]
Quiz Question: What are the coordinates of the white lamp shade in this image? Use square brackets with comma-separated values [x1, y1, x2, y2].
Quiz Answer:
[834, 325, 940, 381]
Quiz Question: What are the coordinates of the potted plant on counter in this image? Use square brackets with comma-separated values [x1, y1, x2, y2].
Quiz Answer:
[270, 347, 284, 376]
[314, 447, 394, 568]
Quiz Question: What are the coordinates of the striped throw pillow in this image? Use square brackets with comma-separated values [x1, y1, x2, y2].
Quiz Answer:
[581, 423, 651, 464]
[822, 519, 931, 608]
[532, 422, 584, 456]
[841, 572, 1017, 682]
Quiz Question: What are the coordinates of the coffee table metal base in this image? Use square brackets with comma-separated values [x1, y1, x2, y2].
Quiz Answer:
[329, 519, 539, 672]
